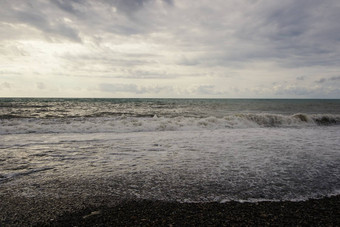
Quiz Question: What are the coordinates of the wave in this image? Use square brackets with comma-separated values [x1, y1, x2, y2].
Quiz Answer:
[0, 167, 53, 183]
[0, 114, 23, 119]
[0, 112, 162, 119]
[231, 113, 338, 127]
[0, 113, 339, 135]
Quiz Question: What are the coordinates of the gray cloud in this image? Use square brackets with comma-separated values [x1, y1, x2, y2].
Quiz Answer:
[275, 86, 314, 96]
[99, 83, 172, 94]
[51, 0, 86, 14]
[172, 0, 340, 68]
[36, 82, 46, 90]
[1, 0, 340, 98]
[241, 1, 339, 53]
[0, 0, 81, 42]
[316, 78, 326, 84]
[100, 83, 138, 93]
[0, 82, 11, 89]
[103, 0, 173, 14]
[330, 76, 340, 81]
[194, 85, 226, 96]
[274, 84, 340, 98]
[2, 0, 339, 65]
[316, 76, 340, 84]
[110, 0, 151, 14]
[196, 85, 215, 95]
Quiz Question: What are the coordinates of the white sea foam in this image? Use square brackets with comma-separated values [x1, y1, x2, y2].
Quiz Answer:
[1, 126, 339, 201]
[0, 113, 339, 135]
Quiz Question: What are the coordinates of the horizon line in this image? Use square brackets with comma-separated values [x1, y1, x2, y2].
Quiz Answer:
[1, 97, 339, 100]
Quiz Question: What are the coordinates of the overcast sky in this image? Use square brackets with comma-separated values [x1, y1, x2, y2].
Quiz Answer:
[0, 0, 340, 98]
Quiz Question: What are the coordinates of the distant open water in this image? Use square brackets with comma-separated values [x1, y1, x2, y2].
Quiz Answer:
[0, 98, 339, 202]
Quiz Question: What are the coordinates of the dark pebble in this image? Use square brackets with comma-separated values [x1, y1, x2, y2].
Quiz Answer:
[44, 196, 340, 226]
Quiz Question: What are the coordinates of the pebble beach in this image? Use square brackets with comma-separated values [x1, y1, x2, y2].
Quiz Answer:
[1, 195, 339, 226]
[51, 196, 340, 226]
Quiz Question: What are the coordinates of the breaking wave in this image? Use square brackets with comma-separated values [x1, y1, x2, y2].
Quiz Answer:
[0, 113, 339, 135]
[232, 113, 338, 127]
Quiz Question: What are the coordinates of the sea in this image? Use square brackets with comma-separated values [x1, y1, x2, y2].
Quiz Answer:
[0, 98, 339, 203]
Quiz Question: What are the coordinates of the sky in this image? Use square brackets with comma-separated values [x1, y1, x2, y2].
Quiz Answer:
[0, 0, 340, 98]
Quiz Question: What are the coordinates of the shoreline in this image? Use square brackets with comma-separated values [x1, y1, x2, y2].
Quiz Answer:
[43, 195, 340, 226]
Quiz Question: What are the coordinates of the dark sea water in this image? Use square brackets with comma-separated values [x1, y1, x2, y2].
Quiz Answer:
[0, 98, 339, 202]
